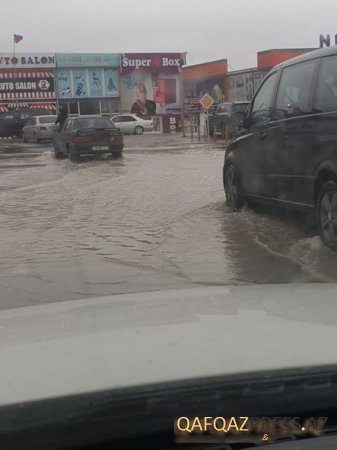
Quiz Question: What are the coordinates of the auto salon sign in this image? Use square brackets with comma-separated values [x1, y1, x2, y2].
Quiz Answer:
[0, 53, 56, 69]
[121, 53, 186, 73]
[0, 69, 55, 100]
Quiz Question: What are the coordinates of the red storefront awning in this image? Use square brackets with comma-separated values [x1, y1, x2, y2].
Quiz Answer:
[0, 105, 8, 112]
[0, 70, 54, 79]
[7, 102, 30, 109]
[30, 102, 56, 110]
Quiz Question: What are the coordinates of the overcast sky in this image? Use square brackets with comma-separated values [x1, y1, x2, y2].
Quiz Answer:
[1, 0, 336, 69]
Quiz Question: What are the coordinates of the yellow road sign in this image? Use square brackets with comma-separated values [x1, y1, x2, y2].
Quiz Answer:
[200, 93, 214, 110]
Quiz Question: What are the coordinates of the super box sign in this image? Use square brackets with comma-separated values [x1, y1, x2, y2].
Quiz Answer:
[122, 53, 185, 73]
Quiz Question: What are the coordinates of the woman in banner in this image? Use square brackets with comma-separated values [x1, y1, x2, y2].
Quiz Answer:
[131, 83, 156, 117]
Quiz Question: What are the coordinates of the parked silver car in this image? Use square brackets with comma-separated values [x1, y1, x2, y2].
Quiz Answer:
[111, 114, 154, 135]
[22, 115, 57, 143]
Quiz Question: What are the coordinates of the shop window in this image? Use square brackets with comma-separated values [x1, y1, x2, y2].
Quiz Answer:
[69, 102, 79, 115]
[79, 101, 100, 115]
[101, 100, 119, 114]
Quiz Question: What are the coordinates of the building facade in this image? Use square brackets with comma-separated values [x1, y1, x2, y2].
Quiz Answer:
[182, 59, 228, 131]
[55, 53, 120, 116]
[0, 53, 56, 112]
[120, 53, 186, 132]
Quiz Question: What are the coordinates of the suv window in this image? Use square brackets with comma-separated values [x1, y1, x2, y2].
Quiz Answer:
[313, 56, 337, 112]
[250, 72, 278, 124]
[275, 61, 316, 119]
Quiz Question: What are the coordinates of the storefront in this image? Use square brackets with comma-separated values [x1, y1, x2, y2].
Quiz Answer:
[182, 59, 228, 132]
[227, 68, 264, 102]
[120, 53, 186, 132]
[55, 53, 120, 115]
[0, 53, 56, 111]
[227, 49, 316, 102]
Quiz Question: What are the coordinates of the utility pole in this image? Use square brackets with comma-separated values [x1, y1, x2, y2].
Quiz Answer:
[13, 35, 18, 109]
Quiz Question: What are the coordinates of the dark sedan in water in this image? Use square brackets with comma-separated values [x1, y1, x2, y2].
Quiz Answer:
[53, 116, 124, 160]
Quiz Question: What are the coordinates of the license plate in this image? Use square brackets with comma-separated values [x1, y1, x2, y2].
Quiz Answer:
[92, 146, 109, 151]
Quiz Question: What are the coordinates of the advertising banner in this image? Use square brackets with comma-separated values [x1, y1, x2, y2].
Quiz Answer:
[0, 69, 55, 100]
[121, 54, 186, 116]
[0, 53, 56, 69]
[57, 69, 72, 97]
[88, 69, 103, 97]
[184, 96, 202, 112]
[56, 53, 120, 68]
[228, 71, 264, 102]
[73, 69, 87, 97]
[103, 69, 119, 97]
[56, 68, 119, 99]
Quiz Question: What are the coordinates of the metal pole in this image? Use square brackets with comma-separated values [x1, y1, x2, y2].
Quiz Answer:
[179, 67, 185, 137]
[225, 126, 229, 147]
[13, 36, 17, 109]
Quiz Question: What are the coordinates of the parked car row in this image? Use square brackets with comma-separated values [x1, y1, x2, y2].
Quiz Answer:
[0, 112, 155, 139]
[0, 108, 53, 138]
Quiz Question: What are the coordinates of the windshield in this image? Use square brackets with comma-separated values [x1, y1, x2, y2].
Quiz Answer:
[1, 1, 337, 444]
[72, 117, 113, 129]
[39, 116, 57, 123]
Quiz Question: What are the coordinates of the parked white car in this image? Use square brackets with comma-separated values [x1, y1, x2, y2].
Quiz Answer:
[23, 115, 57, 143]
[111, 114, 154, 135]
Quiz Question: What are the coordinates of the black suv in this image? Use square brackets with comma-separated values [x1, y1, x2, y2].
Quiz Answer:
[223, 46, 337, 250]
[0, 108, 52, 138]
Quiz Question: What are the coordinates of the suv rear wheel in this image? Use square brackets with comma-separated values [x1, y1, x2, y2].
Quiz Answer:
[317, 180, 337, 251]
[224, 163, 245, 211]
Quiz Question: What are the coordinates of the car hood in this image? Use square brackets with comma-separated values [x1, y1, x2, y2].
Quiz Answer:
[1, 283, 337, 406]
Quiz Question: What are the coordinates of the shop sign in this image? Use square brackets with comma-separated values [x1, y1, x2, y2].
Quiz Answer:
[0, 69, 55, 100]
[184, 96, 202, 112]
[122, 53, 186, 73]
[0, 53, 56, 68]
[319, 34, 337, 48]
[56, 53, 120, 68]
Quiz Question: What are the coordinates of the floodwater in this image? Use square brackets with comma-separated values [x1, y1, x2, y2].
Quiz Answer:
[0, 135, 336, 309]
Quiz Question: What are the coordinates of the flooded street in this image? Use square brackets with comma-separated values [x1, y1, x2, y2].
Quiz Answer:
[1, 135, 337, 310]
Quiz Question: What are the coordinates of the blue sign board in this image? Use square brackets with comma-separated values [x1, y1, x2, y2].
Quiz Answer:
[56, 53, 120, 68]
